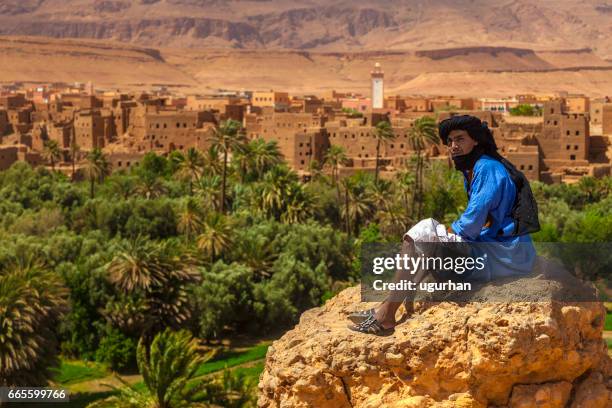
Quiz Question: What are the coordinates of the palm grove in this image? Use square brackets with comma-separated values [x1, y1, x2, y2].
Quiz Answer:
[1, 117, 611, 405]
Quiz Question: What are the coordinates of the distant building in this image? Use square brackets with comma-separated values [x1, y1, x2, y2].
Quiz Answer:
[341, 98, 371, 114]
[480, 97, 519, 113]
[602, 103, 612, 135]
[590, 97, 609, 127]
[252, 91, 290, 111]
[371, 63, 384, 110]
[0, 81, 608, 183]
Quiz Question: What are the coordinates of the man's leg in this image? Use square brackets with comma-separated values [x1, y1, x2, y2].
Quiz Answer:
[349, 218, 443, 332]
[373, 235, 431, 329]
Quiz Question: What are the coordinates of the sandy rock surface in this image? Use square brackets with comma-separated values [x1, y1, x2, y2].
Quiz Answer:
[258, 283, 611, 407]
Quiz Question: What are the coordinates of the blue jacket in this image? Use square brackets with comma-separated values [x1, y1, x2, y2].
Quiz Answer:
[451, 155, 536, 279]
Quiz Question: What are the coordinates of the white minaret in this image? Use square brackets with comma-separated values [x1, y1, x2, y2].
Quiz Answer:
[371, 62, 384, 109]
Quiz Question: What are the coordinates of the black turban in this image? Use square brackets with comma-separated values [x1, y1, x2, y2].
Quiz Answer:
[438, 115, 498, 154]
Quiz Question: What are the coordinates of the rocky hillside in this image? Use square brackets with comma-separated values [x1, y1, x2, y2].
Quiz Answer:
[258, 263, 612, 407]
[0, 36, 197, 90]
[0, 0, 612, 58]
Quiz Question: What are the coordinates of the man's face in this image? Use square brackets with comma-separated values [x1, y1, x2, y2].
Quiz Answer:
[447, 130, 478, 157]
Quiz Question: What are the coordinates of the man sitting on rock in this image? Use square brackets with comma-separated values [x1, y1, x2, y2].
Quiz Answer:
[348, 115, 538, 335]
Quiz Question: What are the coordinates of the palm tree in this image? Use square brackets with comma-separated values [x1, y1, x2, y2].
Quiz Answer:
[281, 183, 315, 224]
[106, 238, 200, 335]
[42, 139, 61, 171]
[0, 254, 68, 386]
[408, 116, 439, 219]
[135, 175, 168, 199]
[250, 138, 283, 178]
[323, 145, 348, 201]
[177, 197, 204, 240]
[87, 330, 214, 408]
[194, 174, 222, 211]
[395, 168, 416, 227]
[232, 138, 284, 183]
[307, 159, 323, 182]
[370, 178, 394, 216]
[370, 176, 410, 236]
[374, 120, 395, 184]
[340, 174, 375, 236]
[83, 148, 111, 199]
[107, 236, 173, 293]
[255, 166, 299, 220]
[231, 141, 253, 183]
[172, 148, 204, 195]
[202, 145, 223, 177]
[341, 177, 352, 234]
[208, 120, 246, 214]
[196, 213, 233, 263]
[109, 175, 137, 200]
[138, 330, 211, 408]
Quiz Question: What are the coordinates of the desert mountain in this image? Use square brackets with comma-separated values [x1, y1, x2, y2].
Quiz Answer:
[2, 1, 612, 96]
[1, 0, 612, 57]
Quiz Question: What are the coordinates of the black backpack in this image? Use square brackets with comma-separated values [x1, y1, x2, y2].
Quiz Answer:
[497, 157, 541, 236]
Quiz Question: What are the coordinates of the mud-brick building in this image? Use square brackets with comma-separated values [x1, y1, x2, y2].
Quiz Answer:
[0, 145, 42, 170]
[48, 122, 73, 149]
[0, 110, 9, 136]
[128, 106, 215, 153]
[326, 114, 426, 172]
[74, 109, 116, 150]
[245, 111, 328, 172]
[539, 100, 589, 166]
[186, 95, 241, 112]
[493, 116, 542, 181]
[113, 100, 139, 137]
[0, 93, 28, 110]
[505, 145, 540, 182]
[601, 103, 612, 136]
[60, 94, 103, 110]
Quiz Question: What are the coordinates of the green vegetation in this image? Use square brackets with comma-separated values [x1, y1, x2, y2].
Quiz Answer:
[51, 360, 108, 385]
[233, 362, 265, 382]
[0, 253, 68, 386]
[87, 330, 255, 408]
[509, 104, 543, 116]
[0, 120, 610, 405]
[341, 107, 363, 118]
[374, 120, 395, 184]
[196, 344, 269, 376]
[605, 312, 612, 331]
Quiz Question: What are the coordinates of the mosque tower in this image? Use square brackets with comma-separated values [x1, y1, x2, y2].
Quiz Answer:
[371, 62, 384, 109]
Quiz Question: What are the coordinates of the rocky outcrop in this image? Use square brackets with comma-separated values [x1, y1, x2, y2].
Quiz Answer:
[0, 6, 396, 49]
[258, 283, 611, 407]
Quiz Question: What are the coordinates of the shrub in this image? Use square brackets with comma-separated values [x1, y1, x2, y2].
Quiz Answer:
[95, 327, 137, 372]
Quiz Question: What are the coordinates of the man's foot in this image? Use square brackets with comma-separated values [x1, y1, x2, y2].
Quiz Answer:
[347, 308, 375, 325]
[348, 300, 414, 326]
[347, 315, 395, 336]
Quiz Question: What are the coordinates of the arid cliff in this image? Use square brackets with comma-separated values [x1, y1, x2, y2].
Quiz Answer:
[1, 0, 612, 58]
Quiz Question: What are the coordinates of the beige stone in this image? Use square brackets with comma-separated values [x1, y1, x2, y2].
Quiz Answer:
[258, 285, 611, 407]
